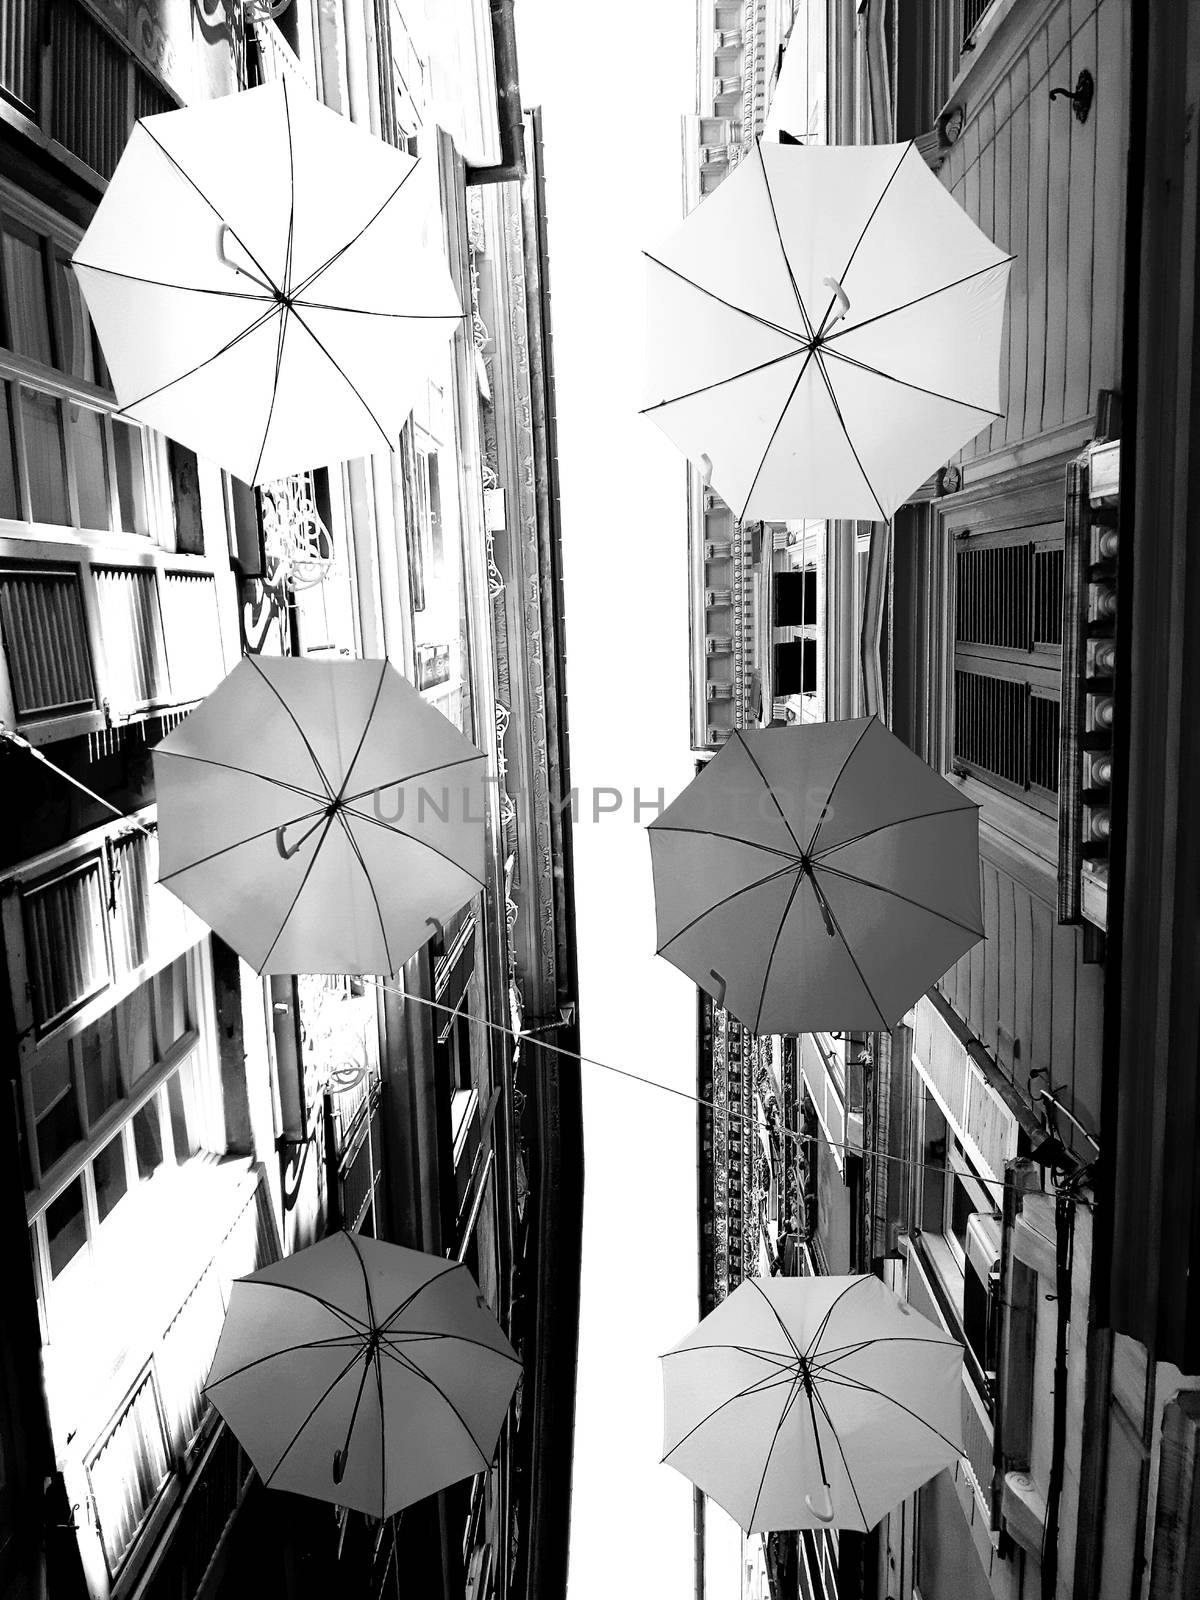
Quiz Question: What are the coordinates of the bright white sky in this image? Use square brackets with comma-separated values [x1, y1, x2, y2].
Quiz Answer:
[514, 6, 744, 1596]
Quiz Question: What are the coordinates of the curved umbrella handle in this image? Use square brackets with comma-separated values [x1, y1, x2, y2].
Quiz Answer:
[805, 1483, 835, 1524]
[276, 822, 304, 860]
[822, 276, 851, 330]
[709, 970, 727, 1010]
[331, 1448, 347, 1485]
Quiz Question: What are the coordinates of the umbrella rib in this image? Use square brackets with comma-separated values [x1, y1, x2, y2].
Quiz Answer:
[248, 301, 291, 486]
[804, 1275, 871, 1360]
[815, 862, 985, 938]
[654, 863, 800, 957]
[749, 1278, 804, 1362]
[805, 717, 878, 856]
[71, 261, 273, 305]
[823, 256, 1018, 346]
[285, 302, 395, 454]
[203, 1334, 365, 1394]
[753, 871, 804, 1036]
[289, 161, 421, 302]
[736, 731, 805, 854]
[815, 1368, 964, 1456]
[376, 1342, 494, 1471]
[820, 345, 1004, 419]
[737, 343, 819, 522]
[341, 803, 489, 889]
[755, 138, 816, 340]
[747, 1374, 806, 1531]
[811, 350, 889, 522]
[334, 659, 389, 806]
[639, 347, 806, 415]
[809, 1381, 870, 1530]
[377, 1260, 465, 1334]
[813, 142, 912, 342]
[812, 801, 976, 860]
[292, 298, 463, 322]
[643, 252, 806, 341]
[805, 876, 893, 1029]
[157, 809, 328, 886]
[261, 1347, 365, 1488]
[339, 752, 486, 810]
[342, 1232, 388, 1519]
[383, 1329, 522, 1366]
[332, 808, 395, 976]
[645, 825, 798, 862]
[257, 808, 342, 971]
[153, 749, 328, 806]
[246, 655, 338, 802]
[661, 1369, 801, 1464]
[662, 1343, 799, 1371]
[282, 76, 297, 299]
[138, 124, 280, 294]
[814, 1334, 960, 1370]
[115, 300, 281, 423]
[233, 1276, 371, 1334]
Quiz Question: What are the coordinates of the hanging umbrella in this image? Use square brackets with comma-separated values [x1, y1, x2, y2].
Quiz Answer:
[205, 1232, 520, 1519]
[154, 655, 486, 976]
[662, 1274, 963, 1532]
[647, 717, 982, 1033]
[642, 141, 1011, 521]
[73, 79, 461, 485]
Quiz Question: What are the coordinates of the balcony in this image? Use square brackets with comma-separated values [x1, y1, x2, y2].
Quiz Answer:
[962, 0, 1000, 50]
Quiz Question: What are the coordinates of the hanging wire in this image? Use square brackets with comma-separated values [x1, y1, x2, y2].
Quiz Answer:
[0, 728, 151, 833]
[365, 978, 1093, 1207]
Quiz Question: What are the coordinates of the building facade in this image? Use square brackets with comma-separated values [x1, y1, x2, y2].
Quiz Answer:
[691, 3, 1199, 1600]
[0, 6, 579, 1600]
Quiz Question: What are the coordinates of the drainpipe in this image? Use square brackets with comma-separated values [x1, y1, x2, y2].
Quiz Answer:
[1042, 1189, 1076, 1600]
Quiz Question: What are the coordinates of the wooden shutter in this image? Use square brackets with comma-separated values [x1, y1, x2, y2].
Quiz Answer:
[952, 523, 1064, 816]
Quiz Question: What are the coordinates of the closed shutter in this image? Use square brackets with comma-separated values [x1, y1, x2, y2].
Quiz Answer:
[23, 858, 112, 1034]
[0, 565, 97, 720]
[952, 523, 1063, 816]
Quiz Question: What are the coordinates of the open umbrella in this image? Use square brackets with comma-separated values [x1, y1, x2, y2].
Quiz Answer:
[642, 141, 1011, 521]
[647, 717, 982, 1033]
[205, 1232, 520, 1519]
[662, 1275, 963, 1532]
[154, 655, 486, 976]
[73, 79, 461, 485]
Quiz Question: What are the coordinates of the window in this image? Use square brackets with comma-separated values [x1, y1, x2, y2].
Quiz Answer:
[0, 192, 192, 550]
[24, 945, 224, 1338]
[952, 522, 1064, 815]
[914, 1093, 1001, 1400]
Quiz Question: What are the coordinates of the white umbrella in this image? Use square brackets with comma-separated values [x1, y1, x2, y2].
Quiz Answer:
[662, 1275, 963, 1532]
[73, 79, 461, 485]
[205, 1232, 520, 1519]
[642, 141, 1012, 521]
[647, 718, 983, 1034]
[154, 656, 486, 976]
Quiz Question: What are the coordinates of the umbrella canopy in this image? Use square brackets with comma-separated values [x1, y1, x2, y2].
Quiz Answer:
[154, 656, 486, 976]
[73, 79, 461, 485]
[642, 141, 1011, 521]
[662, 1275, 963, 1533]
[205, 1232, 521, 1519]
[647, 717, 982, 1033]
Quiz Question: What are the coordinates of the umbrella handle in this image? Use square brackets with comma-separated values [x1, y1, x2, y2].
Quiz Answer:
[332, 1448, 347, 1484]
[216, 224, 275, 295]
[276, 822, 304, 860]
[805, 1483, 835, 1524]
[709, 970, 727, 1009]
[822, 276, 851, 329]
